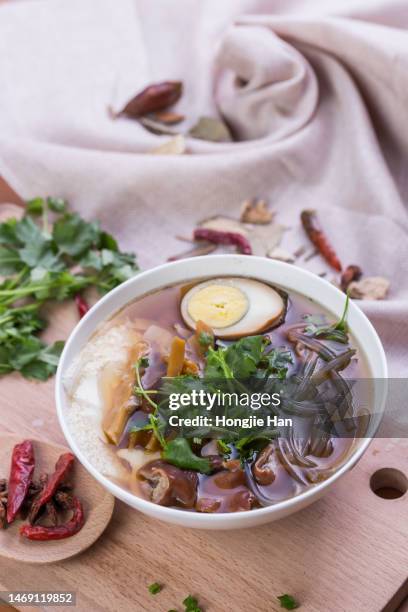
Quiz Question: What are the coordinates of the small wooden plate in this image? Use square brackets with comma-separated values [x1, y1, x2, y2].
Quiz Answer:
[0, 434, 115, 564]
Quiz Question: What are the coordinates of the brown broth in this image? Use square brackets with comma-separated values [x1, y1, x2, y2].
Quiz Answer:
[104, 279, 370, 512]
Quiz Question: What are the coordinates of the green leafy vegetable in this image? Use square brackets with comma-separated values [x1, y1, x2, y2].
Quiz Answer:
[162, 438, 212, 474]
[205, 336, 292, 380]
[277, 594, 299, 610]
[148, 582, 162, 595]
[0, 197, 138, 380]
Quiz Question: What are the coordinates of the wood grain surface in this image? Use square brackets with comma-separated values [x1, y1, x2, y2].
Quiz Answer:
[0, 184, 407, 611]
[0, 434, 114, 564]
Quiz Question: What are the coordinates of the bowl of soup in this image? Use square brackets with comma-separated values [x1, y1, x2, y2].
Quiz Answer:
[56, 255, 387, 529]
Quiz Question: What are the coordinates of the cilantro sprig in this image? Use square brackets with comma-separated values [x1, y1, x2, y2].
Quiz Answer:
[304, 294, 350, 344]
[0, 197, 138, 380]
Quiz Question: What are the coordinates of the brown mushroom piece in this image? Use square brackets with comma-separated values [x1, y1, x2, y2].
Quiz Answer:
[228, 489, 256, 512]
[196, 497, 221, 513]
[213, 467, 246, 489]
[252, 444, 277, 486]
[137, 460, 198, 508]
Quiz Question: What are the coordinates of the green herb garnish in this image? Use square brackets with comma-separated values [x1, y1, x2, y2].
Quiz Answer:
[0, 197, 138, 380]
[183, 595, 202, 611]
[277, 594, 299, 610]
[304, 294, 350, 343]
[217, 439, 231, 457]
[198, 330, 213, 348]
[162, 438, 211, 474]
[148, 582, 162, 595]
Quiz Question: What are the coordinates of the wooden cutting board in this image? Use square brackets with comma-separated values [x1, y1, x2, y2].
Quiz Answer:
[0, 191, 407, 611]
[0, 304, 407, 612]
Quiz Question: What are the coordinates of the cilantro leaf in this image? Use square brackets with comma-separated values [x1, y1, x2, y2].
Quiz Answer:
[162, 438, 212, 474]
[53, 213, 99, 258]
[47, 197, 67, 213]
[26, 198, 45, 215]
[277, 594, 299, 610]
[0, 218, 19, 246]
[183, 595, 202, 612]
[148, 583, 162, 595]
[0, 197, 138, 381]
[14, 216, 44, 245]
[0, 246, 24, 275]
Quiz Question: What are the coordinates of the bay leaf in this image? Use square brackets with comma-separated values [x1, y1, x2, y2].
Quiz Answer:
[189, 116, 232, 143]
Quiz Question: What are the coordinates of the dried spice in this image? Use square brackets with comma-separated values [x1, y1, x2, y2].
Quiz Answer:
[347, 277, 390, 300]
[189, 116, 232, 142]
[7, 440, 35, 524]
[340, 265, 362, 292]
[29, 452, 75, 524]
[301, 210, 342, 272]
[151, 135, 187, 155]
[75, 294, 90, 319]
[0, 479, 8, 529]
[118, 81, 183, 119]
[1, 442, 85, 541]
[193, 228, 252, 255]
[151, 111, 185, 125]
[20, 496, 85, 541]
[199, 215, 284, 257]
[240, 199, 273, 224]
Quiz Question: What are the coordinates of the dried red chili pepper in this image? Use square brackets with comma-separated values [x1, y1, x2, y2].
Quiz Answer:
[301, 210, 342, 272]
[193, 228, 252, 255]
[75, 294, 90, 319]
[119, 81, 183, 118]
[29, 453, 75, 524]
[20, 496, 84, 541]
[340, 265, 362, 292]
[7, 440, 35, 524]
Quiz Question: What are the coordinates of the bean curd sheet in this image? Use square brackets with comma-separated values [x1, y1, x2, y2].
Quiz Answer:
[67, 277, 372, 514]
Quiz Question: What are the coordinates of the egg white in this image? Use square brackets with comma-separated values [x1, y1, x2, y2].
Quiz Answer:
[180, 277, 286, 339]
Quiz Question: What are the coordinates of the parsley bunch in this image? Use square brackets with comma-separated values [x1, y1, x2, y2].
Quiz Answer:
[0, 197, 138, 380]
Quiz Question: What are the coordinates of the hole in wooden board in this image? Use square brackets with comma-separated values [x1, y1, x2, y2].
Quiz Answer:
[370, 468, 408, 500]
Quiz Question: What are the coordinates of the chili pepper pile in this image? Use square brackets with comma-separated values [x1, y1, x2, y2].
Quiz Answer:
[1, 440, 85, 541]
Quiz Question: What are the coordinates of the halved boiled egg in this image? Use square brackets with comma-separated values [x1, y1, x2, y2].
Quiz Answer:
[180, 277, 287, 339]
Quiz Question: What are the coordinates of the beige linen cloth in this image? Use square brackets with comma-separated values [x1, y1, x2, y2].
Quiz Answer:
[0, 0, 407, 377]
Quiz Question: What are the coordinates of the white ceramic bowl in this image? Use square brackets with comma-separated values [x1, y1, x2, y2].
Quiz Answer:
[56, 255, 387, 529]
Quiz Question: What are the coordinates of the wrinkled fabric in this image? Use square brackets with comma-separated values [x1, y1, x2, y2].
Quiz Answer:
[0, 0, 407, 376]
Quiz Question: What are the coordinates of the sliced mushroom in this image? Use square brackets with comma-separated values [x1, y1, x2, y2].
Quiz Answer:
[252, 444, 277, 486]
[196, 497, 221, 513]
[213, 468, 246, 489]
[228, 489, 255, 512]
[137, 460, 198, 508]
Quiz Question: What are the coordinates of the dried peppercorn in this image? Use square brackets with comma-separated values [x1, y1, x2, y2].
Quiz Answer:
[74, 294, 90, 319]
[7, 440, 35, 524]
[301, 210, 342, 272]
[193, 228, 252, 255]
[20, 496, 84, 541]
[29, 453, 75, 524]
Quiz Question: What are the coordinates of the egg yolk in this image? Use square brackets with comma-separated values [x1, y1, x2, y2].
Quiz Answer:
[187, 284, 249, 329]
